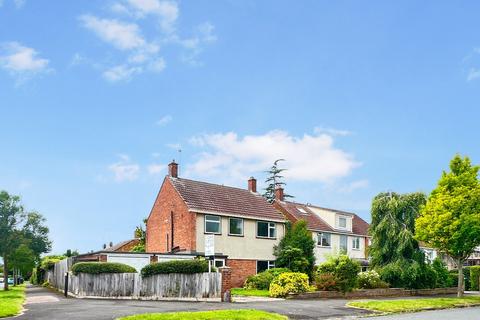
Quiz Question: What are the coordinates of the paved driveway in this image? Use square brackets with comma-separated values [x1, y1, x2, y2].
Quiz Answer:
[14, 285, 370, 320]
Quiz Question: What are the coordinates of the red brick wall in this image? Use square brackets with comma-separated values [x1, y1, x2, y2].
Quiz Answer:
[226, 259, 257, 288]
[146, 177, 196, 253]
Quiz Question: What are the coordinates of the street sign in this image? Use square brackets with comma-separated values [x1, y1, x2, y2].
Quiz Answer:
[205, 234, 215, 257]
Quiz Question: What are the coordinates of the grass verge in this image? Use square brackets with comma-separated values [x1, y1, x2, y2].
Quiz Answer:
[348, 296, 480, 314]
[0, 284, 26, 318]
[118, 309, 287, 320]
[231, 288, 271, 297]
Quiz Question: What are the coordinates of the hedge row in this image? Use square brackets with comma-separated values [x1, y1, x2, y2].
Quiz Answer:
[141, 259, 210, 277]
[72, 262, 136, 275]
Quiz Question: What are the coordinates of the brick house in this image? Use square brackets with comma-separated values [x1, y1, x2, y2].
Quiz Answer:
[273, 187, 370, 267]
[145, 161, 286, 287]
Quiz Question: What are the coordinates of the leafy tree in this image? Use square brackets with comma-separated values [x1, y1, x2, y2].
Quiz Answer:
[64, 249, 79, 257]
[274, 220, 315, 277]
[131, 218, 147, 252]
[0, 191, 24, 290]
[369, 192, 427, 267]
[10, 244, 35, 281]
[263, 159, 293, 203]
[416, 155, 480, 297]
[0, 190, 51, 290]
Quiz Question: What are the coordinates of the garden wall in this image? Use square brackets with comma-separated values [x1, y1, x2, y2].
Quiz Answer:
[289, 287, 458, 299]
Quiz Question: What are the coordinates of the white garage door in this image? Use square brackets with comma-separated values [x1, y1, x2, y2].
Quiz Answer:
[106, 254, 151, 272]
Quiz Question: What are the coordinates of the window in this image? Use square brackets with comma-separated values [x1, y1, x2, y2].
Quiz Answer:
[257, 221, 276, 238]
[352, 237, 360, 250]
[338, 216, 347, 229]
[256, 260, 275, 273]
[317, 232, 331, 247]
[205, 215, 221, 234]
[214, 259, 225, 268]
[340, 235, 348, 253]
[229, 218, 244, 236]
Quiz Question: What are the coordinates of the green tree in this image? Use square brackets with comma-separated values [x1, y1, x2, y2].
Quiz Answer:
[0, 191, 24, 290]
[369, 192, 427, 267]
[274, 220, 315, 277]
[416, 155, 480, 297]
[64, 249, 79, 257]
[263, 159, 293, 203]
[22, 211, 52, 263]
[10, 244, 35, 281]
[131, 218, 147, 252]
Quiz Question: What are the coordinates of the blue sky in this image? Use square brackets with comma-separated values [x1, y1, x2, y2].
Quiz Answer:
[1, 0, 480, 254]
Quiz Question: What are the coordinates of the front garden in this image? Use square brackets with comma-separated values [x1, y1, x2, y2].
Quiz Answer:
[118, 310, 287, 320]
[0, 284, 26, 318]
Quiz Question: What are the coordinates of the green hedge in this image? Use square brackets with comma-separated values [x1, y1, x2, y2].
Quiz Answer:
[244, 268, 290, 290]
[141, 260, 210, 277]
[470, 266, 480, 291]
[72, 262, 136, 275]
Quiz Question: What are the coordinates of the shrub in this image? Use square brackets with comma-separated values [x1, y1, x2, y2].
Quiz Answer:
[72, 262, 136, 275]
[464, 266, 471, 290]
[379, 262, 403, 288]
[269, 272, 309, 298]
[357, 270, 389, 289]
[141, 259, 210, 277]
[318, 255, 360, 293]
[470, 266, 480, 291]
[315, 273, 337, 291]
[432, 258, 453, 288]
[448, 272, 458, 287]
[40, 256, 66, 271]
[244, 268, 290, 290]
[378, 260, 438, 289]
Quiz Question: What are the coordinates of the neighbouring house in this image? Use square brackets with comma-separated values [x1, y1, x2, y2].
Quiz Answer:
[145, 161, 286, 287]
[273, 187, 370, 268]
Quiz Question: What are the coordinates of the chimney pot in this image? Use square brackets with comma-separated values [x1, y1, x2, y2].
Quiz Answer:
[168, 160, 178, 178]
[275, 186, 284, 201]
[248, 177, 257, 193]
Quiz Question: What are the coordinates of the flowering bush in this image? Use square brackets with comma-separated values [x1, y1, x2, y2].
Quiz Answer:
[269, 272, 309, 297]
[244, 268, 290, 290]
[357, 270, 389, 289]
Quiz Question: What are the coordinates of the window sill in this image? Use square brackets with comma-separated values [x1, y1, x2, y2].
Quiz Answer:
[228, 233, 244, 237]
[256, 236, 277, 240]
[204, 232, 221, 235]
[317, 245, 332, 248]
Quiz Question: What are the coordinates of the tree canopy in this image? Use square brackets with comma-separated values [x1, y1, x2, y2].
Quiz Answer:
[274, 220, 315, 277]
[369, 191, 427, 267]
[416, 155, 480, 297]
[263, 159, 293, 203]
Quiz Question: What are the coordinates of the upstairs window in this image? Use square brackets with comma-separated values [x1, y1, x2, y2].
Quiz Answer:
[229, 218, 244, 236]
[317, 232, 331, 247]
[352, 237, 361, 250]
[338, 216, 347, 229]
[205, 215, 221, 234]
[257, 221, 276, 238]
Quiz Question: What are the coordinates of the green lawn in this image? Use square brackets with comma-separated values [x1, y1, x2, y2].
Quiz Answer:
[118, 309, 287, 320]
[231, 288, 271, 297]
[0, 285, 26, 318]
[348, 296, 480, 314]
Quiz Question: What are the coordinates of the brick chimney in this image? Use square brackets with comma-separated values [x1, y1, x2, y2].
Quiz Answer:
[248, 177, 257, 193]
[168, 160, 178, 178]
[275, 185, 284, 201]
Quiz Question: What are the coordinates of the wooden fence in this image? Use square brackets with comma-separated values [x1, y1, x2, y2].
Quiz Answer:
[47, 259, 221, 299]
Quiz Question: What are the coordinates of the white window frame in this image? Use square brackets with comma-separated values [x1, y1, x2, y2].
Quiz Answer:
[337, 215, 348, 229]
[317, 232, 331, 247]
[352, 237, 361, 250]
[256, 260, 275, 273]
[205, 215, 221, 234]
[339, 234, 348, 253]
[228, 217, 244, 236]
[256, 221, 276, 239]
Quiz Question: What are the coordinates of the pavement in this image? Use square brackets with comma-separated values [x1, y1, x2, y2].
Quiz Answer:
[14, 285, 371, 320]
[11, 285, 480, 320]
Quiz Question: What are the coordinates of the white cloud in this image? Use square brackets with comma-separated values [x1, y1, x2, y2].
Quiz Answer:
[156, 115, 172, 126]
[125, 0, 179, 33]
[0, 42, 50, 83]
[467, 68, 480, 82]
[80, 15, 146, 50]
[187, 129, 359, 184]
[103, 64, 142, 82]
[108, 155, 140, 182]
[338, 179, 369, 193]
[178, 22, 217, 65]
[314, 126, 352, 136]
[147, 163, 165, 175]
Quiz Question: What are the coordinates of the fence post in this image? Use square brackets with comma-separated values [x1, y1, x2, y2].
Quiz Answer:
[64, 272, 69, 298]
[219, 266, 232, 302]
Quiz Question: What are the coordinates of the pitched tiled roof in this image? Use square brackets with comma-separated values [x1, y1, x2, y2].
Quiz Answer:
[277, 200, 370, 236]
[169, 177, 284, 221]
[278, 201, 333, 232]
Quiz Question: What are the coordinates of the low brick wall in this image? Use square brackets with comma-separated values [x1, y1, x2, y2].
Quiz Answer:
[289, 287, 458, 299]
